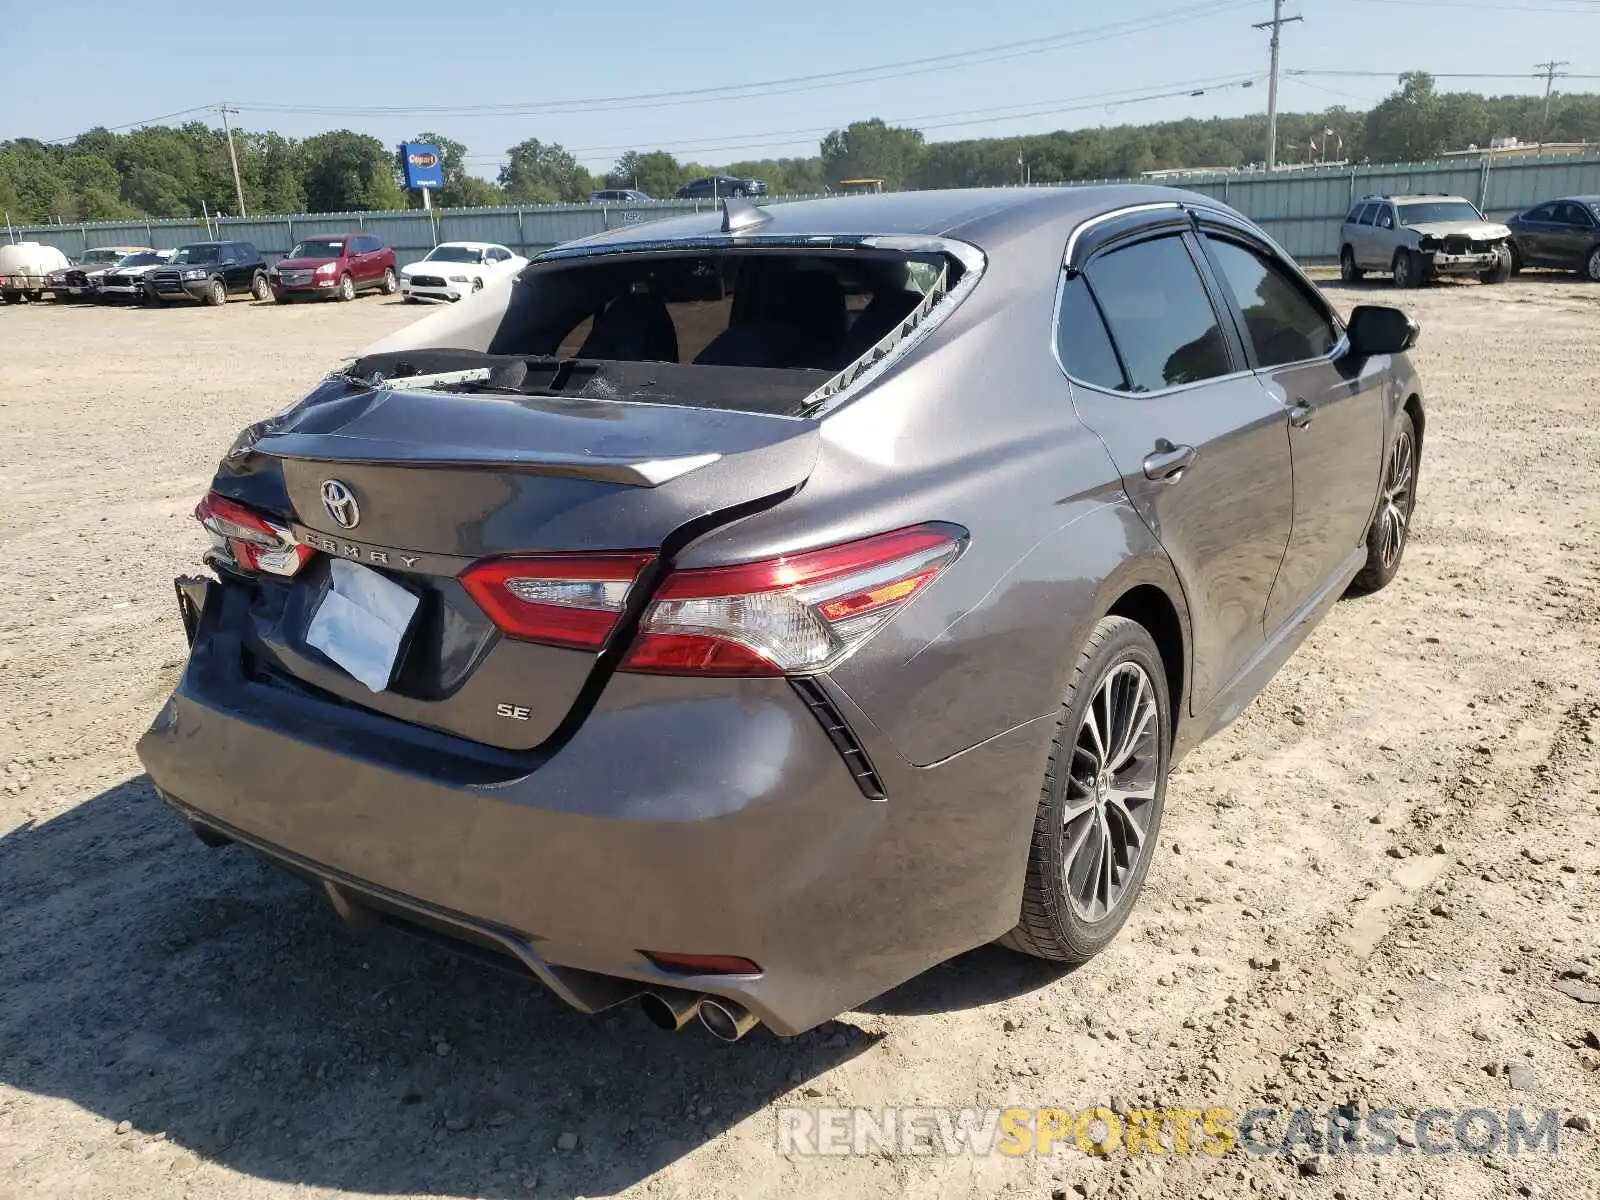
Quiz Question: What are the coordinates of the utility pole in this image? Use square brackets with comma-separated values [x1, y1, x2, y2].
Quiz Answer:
[218, 104, 248, 218]
[1253, 0, 1302, 170]
[1535, 60, 1569, 149]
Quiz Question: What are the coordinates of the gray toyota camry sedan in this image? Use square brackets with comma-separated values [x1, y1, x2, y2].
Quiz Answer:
[139, 186, 1424, 1041]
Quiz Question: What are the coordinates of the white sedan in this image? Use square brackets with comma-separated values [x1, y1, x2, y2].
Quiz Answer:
[399, 241, 527, 304]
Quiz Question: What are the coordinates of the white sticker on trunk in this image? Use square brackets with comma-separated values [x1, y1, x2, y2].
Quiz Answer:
[304, 559, 420, 692]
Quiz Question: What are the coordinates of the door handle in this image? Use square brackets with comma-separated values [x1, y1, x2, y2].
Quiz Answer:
[1288, 400, 1314, 428]
[1142, 441, 1196, 482]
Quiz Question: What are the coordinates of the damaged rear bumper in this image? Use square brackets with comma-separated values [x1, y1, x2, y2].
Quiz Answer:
[138, 576, 1047, 1035]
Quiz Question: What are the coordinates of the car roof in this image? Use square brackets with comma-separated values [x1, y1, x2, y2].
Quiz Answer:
[435, 240, 496, 249]
[560, 184, 1232, 256]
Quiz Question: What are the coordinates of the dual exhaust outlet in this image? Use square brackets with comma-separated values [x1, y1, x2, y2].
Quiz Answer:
[638, 990, 759, 1042]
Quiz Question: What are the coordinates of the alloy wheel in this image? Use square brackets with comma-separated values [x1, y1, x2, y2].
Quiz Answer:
[1379, 426, 1416, 570]
[1587, 247, 1600, 282]
[1062, 662, 1161, 923]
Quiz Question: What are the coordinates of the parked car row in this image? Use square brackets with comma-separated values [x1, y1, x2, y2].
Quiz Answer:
[1339, 191, 1600, 286]
[587, 175, 770, 204]
[2, 234, 529, 307]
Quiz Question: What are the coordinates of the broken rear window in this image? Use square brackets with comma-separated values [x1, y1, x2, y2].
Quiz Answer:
[349, 247, 965, 417]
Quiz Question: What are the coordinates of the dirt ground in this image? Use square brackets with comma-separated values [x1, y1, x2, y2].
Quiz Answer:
[2, 277, 1598, 1200]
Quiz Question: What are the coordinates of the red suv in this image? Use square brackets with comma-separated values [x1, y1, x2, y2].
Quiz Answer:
[269, 233, 398, 302]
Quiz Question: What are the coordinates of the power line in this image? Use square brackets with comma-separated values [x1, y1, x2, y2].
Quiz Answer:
[461, 77, 1264, 167]
[1253, 0, 1303, 169]
[1344, 0, 1600, 11]
[460, 74, 1263, 162]
[231, 2, 1252, 120]
[40, 103, 219, 145]
[1290, 68, 1600, 78]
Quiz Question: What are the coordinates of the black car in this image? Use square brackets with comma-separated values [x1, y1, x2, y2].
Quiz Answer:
[675, 175, 767, 200]
[146, 241, 272, 306]
[1506, 196, 1600, 281]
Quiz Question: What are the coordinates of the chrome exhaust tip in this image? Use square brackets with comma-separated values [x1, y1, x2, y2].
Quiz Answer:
[696, 997, 759, 1042]
[639, 990, 700, 1032]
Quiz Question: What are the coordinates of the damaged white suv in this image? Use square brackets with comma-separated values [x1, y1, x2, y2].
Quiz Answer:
[1340, 194, 1513, 288]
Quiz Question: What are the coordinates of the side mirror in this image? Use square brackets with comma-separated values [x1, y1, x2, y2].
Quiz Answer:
[1347, 304, 1419, 357]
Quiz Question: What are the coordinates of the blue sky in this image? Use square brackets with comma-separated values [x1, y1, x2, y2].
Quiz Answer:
[6, 0, 1597, 175]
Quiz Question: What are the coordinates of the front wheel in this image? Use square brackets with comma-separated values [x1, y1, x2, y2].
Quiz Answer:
[380, 266, 398, 295]
[337, 273, 355, 302]
[1585, 245, 1600, 282]
[251, 272, 272, 302]
[1340, 246, 1364, 282]
[1000, 616, 1170, 964]
[1392, 249, 1421, 289]
[202, 278, 226, 306]
[1351, 411, 1419, 595]
[1479, 247, 1512, 284]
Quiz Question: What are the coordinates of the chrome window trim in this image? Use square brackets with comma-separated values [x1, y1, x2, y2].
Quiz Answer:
[1060, 201, 1184, 268]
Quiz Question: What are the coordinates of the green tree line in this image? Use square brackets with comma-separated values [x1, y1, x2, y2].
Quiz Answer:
[4, 74, 1598, 224]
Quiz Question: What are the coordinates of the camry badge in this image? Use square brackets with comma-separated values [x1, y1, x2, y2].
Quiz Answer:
[321, 479, 360, 529]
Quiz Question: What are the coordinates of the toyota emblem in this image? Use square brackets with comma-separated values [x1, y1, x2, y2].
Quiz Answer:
[321, 479, 360, 529]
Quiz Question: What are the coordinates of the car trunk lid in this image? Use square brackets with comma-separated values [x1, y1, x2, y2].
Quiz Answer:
[218, 379, 821, 749]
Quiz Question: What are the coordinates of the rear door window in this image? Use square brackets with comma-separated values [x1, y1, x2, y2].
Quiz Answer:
[1082, 236, 1233, 393]
[1357, 204, 1377, 226]
[1204, 237, 1338, 367]
[1055, 274, 1125, 391]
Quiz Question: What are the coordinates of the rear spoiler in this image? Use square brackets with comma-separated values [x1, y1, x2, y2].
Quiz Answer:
[253, 434, 722, 487]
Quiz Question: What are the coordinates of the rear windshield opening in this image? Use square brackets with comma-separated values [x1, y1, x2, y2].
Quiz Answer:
[351, 249, 960, 417]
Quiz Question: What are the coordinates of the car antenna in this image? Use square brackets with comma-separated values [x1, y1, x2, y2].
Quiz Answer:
[721, 196, 771, 235]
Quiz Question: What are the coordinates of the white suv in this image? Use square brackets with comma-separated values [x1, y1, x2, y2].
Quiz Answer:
[1340, 194, 1513, 288]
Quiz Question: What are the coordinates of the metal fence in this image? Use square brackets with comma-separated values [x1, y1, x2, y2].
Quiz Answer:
[1137, 153, 1600, 261]
[8, 153, 1600, 266]
[4, 197, 814, 269]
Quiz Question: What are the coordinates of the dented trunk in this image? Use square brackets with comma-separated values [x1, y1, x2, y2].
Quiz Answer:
[210, 380, 821, 749]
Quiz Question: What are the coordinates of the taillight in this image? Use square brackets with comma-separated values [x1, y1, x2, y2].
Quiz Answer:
[623, 525, 964, 677]
[458, 554, 653, 649]
[194, 491, 313, 577]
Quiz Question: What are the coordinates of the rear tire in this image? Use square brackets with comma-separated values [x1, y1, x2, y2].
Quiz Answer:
[1391, 249, 1420, 289]
[1586, 245, 1600, 282]
[337, 273, 355, 302]
[203, 278, 226, 306]
[1339, 246, 1364, 282]
[1508, 241, 1524, 274]
[1350, 410, 1418, 595]
[380, 266, 398, 295]
[1000, 616, 1170, 965]
[251, 272, 272, 302]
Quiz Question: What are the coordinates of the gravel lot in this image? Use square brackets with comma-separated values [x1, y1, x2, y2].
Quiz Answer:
[2, 278, 1598, 1200]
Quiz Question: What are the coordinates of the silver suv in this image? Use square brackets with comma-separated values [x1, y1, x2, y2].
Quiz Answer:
[1340, 194, 1513, 288]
